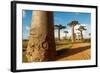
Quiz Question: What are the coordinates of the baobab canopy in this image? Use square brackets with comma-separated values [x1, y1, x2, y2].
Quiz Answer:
[77, 26, 87, 31]
[55, 24, 66, 29]
[67, 20, 80, 27]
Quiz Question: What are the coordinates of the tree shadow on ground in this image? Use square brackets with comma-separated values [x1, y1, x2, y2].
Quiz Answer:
[56, 45, 90, 60]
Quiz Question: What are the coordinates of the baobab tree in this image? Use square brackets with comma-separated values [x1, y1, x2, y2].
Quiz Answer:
[55, 24, 66, 40]
[67, 20, 80, 42]
[88, 33, 91, 42]
[26, 11, 56, 62]
[77, 26, 87, 42]
[77, 32, 81, 41]
[64, 31, 68, 39]
[89, 33, 91, 37]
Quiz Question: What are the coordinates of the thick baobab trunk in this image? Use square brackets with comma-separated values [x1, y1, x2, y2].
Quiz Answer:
[26, 11, 56, 62]
[58, 28, 60, 40]
[80, 31, 83, 42]
[72, 25, 75, 42]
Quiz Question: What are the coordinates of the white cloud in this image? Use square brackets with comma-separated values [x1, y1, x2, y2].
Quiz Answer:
[23, 25, 30, 39]
[22, 11, 26, 18]
[23, 33, 28, 39]
[26, 26, 30, 31]
[74, 24, 91, 38]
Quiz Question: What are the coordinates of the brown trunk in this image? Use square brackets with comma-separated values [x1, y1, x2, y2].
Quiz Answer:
[80, 31, 83, 42]
[58, 28, 60, 40]
[72, 25, 75, 42]
[26, 11, 56, 62]
[65, 33, 67, 39]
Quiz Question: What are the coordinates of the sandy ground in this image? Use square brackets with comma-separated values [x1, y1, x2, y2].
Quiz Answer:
[56, 43, 91, 61]
[23, 41, 91, 62]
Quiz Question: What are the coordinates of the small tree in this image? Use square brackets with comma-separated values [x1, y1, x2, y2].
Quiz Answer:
[88, 33, 91, 42]
[64, 31, 68, 39]
[77, 26, 87, 42]
[55, 24, 66, 40]
[89, 33, 91, 37]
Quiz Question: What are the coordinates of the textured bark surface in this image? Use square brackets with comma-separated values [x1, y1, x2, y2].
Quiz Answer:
[26, 11, 56, 62]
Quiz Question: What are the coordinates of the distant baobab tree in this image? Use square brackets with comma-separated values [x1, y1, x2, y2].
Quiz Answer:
[89, 33, 91, 37]
[55, 24, 66, 40]
[88, 33, 91, 42]
[77, 32, 81, 41]
[77, 26, 87, 42]
[67, 20, 80, 42]
[64, 31, 68, 39]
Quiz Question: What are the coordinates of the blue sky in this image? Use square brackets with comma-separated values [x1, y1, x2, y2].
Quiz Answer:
[54, 12, 91, 26]
[22, 10, 91, 39]
[22, 10, 32, 39]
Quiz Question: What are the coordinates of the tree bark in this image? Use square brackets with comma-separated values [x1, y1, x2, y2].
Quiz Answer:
[26, 11, 56, 62]
[72, 25, 75, 42]
[80, 31, 83, 42]
[58, 28, 60, 40]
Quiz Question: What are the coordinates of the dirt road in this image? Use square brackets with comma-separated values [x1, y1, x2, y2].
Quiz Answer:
[56, 43, 91, 61]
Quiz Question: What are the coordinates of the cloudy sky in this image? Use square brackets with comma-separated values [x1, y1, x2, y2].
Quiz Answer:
[22, 10, 91, 39]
